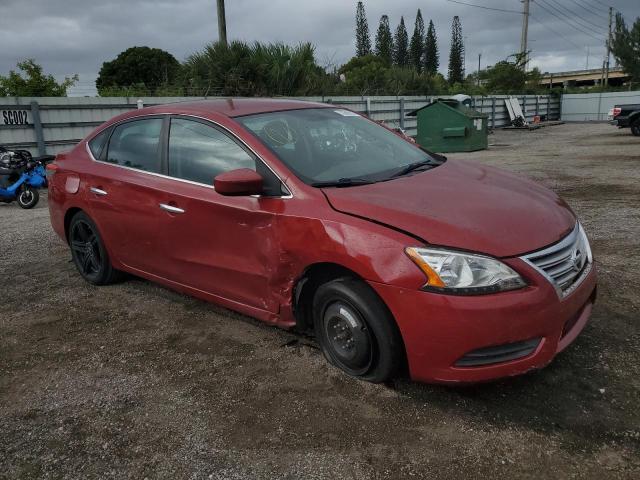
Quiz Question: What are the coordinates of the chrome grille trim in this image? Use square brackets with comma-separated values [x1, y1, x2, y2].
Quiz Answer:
[521, 223, 592, 299]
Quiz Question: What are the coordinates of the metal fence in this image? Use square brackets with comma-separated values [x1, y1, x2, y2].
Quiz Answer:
[561, 90, 640, 122]
[0, 94, 561, 155]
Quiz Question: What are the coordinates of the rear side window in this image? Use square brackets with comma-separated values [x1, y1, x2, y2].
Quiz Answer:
[88, 128, 110, 159]
[168, 118, 255, 185]
[105, 118, 163, 172]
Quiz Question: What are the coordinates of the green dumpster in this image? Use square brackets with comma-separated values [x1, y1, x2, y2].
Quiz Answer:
[408, 99, 488, 153]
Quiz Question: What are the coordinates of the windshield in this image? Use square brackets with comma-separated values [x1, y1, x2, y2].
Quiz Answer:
[235, 108, 443, 186]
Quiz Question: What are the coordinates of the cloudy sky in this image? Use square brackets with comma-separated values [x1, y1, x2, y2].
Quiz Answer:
[1, 0, 638, 96]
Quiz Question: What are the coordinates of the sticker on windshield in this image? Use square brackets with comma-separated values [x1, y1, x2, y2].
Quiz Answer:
[334, 109, 360, 117]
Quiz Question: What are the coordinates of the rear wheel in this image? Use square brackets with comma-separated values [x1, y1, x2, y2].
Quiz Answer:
[17, 186, 39, 209]
[313, 277, 404, 383]
[631, 119, 640, 136]
[69, 211, 121, 285]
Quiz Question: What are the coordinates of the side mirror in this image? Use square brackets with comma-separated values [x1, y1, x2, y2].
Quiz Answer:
[214, 168, 264, 196]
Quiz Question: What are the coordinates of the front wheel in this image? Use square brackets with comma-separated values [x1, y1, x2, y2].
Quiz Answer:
[631, 120, 640, 137]
[313, 277, 405, 383]
[17, 186, 39, 209]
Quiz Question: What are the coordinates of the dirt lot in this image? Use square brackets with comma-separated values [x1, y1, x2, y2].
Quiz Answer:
[1, 123, 639, 479]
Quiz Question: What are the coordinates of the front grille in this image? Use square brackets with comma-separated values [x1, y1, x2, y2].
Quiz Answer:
[521, 223, 592, 298]
[455, 338, 541, 367]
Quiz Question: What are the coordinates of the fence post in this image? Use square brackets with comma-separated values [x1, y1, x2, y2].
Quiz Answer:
[30, 100, 46, 156]
[522, 96, 527, 121]
[366, 97, 371, 117]
[399, 98, 405, 129]
[557, 94, 562, 121]
[491, 97, 496, 129]
[535, 96, 539, 117]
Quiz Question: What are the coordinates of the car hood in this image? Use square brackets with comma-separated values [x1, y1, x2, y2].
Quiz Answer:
[322, 159, 576, 258]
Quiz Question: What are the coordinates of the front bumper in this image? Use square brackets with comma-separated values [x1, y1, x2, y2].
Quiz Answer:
[369, 258, 597, 384]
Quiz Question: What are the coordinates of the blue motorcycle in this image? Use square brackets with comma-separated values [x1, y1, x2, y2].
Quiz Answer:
[0, 147, 53, 209]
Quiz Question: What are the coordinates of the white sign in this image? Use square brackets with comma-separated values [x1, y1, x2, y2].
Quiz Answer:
[2, 110, 30, 125]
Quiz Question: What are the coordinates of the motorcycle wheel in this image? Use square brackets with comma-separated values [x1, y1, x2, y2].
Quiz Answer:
[17, 187, 39, 209]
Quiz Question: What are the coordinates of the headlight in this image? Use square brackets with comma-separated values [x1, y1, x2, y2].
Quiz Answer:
[578, 223, 593, 263]
[405, 247, 526, 294]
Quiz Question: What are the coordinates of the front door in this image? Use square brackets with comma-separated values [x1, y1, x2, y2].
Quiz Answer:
[158, 117, 287, 312]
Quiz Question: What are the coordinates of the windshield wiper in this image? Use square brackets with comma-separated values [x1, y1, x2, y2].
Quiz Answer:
[390, 160, 437, 179]
[311, 178, 375, 188]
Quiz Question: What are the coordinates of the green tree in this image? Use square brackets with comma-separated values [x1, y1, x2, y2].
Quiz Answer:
[448, 16, 464, 84]
[475, 53, 542, 94]
[355, 1, 372, 57]
[375, 15, 394, 65]
[409, 9, 425, 72]
[424, 20, 439, 75]
[183, 40, 327, 96]
[384, 67, 445, 95]
[393, 17, 409, 67]
[611, 13, 640, 83]
[338, 54, 389, 94]
[96, 46, 180, 95]
[0, 59, 77, 96]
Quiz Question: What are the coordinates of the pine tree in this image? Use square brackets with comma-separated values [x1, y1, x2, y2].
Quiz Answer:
[355, 1, 371, 57]
[409, 9, 425, 72]
[424, 19, 439, 75]
[448, 15, 464, 84]
[375, 15, 394, 65]
[393, 17, 409, 66]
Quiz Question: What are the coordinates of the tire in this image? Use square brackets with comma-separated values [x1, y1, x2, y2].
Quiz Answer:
[68, 211, 122, 285]
[313, 277, 405, 383]
[631, 119, 640, 137]
[17, 186, 39, 209]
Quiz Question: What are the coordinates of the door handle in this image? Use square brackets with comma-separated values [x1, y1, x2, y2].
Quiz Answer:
[90, 187, 107, 196]
[159, 203, 185, 214]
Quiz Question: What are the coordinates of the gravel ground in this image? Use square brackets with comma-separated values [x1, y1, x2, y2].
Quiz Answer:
[1, 123, 639, 479]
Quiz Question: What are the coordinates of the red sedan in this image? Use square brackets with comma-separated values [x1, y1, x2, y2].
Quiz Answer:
[48, 99, 596, 384]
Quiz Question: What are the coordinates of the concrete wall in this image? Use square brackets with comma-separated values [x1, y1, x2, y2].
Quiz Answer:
[561, 90, 640, 122]
[0, 94, 560, 155]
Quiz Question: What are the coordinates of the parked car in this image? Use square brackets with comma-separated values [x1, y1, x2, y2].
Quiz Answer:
[47, 99, 597, 384]
[610, 103, 640, 136]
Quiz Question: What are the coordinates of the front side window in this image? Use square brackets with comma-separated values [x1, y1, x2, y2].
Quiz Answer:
[236, 108, 443, 186]
[168, 118, 256, 185]
[106, 118, 163, 172]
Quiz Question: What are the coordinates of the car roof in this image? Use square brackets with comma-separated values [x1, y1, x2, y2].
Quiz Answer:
[131, 98, 332, 119]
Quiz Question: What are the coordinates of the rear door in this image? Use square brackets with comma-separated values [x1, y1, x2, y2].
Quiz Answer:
[157, 116, 287, 312]
[85, 116, 169, 275]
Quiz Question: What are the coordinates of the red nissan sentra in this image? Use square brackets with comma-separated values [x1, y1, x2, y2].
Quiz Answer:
[47, 99, 596, 384]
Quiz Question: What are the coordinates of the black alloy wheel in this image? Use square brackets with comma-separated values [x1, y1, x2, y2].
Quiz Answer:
[69, 211, 121, 285]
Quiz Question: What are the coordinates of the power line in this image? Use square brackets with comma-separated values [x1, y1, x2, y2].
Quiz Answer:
[545, 0, 608, 32]
[444, 0, 522, 14]
[567, 0, 609, 20]
[529, 15, 587, 51]
[577, 0, 612, 14]
[535, 0, 606, 42]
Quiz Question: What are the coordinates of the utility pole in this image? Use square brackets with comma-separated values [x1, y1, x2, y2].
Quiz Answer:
[605, 6, 613, 86]
[585, 46, 590, 70]
[463, 36, 467, 79]
[217, 0, 227, 46]
[477, 53, 481, 87]
[520, 0, 530, 70]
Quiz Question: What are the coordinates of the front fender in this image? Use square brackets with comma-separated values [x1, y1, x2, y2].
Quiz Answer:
[268, 212, 428, 326]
